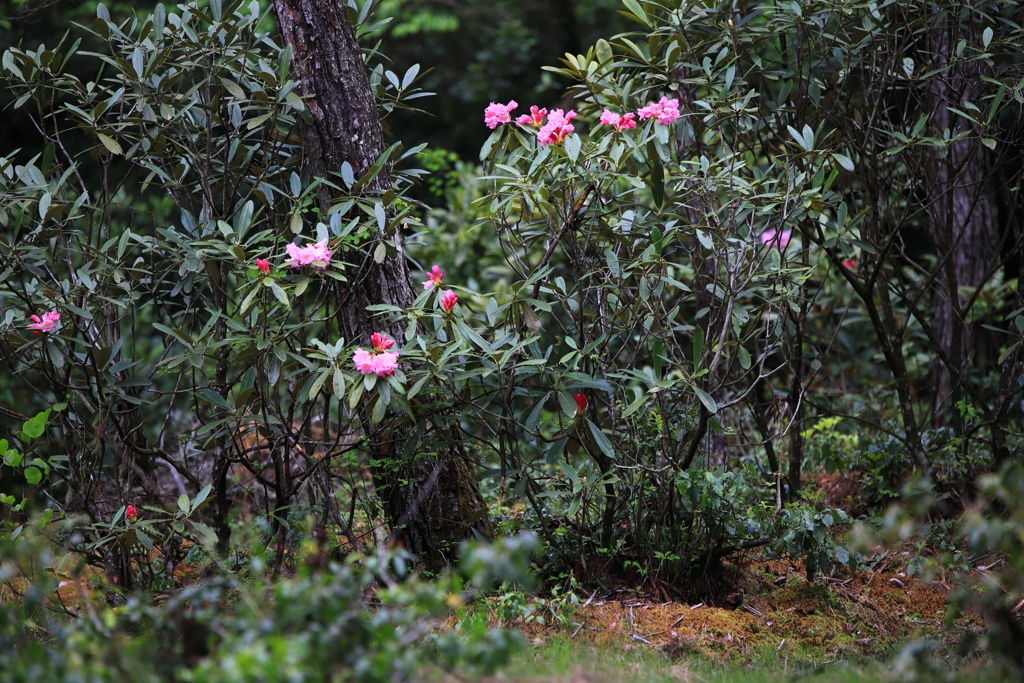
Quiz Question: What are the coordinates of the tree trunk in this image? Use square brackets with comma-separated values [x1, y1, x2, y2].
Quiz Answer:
[926, 15, 1000, 429]
[272, 0, 491, 571]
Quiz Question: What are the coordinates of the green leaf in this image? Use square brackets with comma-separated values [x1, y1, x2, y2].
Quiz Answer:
[333, 368, 346, 398]
[97, 133, 122, 155]
[191, 484, 212, 511]
[24, 467, 42, 485]
[832, 153, 854, 171]
[692, 326, 704, 373]
[177, 494, 190, 513]
[621, 0, 650, 26]
[560, 459, 582, 493]
[191, 521, 218, 544]
[221, 77, 245, 100]
[21, 410, 51, 440]
[694, 386, 718, 414]
[565, 133, 581, 164]
[198, 388, 233, 412]
[649, 159, 664, 208]
[558, 391, 578, 417]
[586, 419, 615, 460]
[270, 282, 290, 307]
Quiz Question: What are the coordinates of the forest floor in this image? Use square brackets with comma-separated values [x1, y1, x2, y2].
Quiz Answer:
[462, 554, 1004, 682]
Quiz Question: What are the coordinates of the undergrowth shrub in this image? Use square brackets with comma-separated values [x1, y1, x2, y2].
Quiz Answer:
[0, 517, 535, 682]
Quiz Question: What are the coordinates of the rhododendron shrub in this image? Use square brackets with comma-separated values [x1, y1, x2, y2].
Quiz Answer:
[0, 1, 430, 582]
[399, 1, 860, 585]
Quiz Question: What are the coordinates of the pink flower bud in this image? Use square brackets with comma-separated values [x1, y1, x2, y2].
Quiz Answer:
[439, 289, 458, 314]
[422, 265, 445, 290]
[574, 393, 588, 413]
[255, 258, 270, 274]
[371, 332, 395, 352]
[516, 105, 547, 128]
[842, 259, 856, 269]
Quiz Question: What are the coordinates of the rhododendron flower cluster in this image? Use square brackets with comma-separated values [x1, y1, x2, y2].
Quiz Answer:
[599, 110, 637, 132]
[486, 95, 681, 143]
[537, 109, 577, 147]
[27, 310, 60, 334]
[353, 332, 400, 377]
[637, 96, 680, 125]
[422, 265, 444, 290]
[484, 100, 517, 129]
[516, 105, 547, 128]
[284, 239, 332, 269]
[760, 229, 792, 250]
[439, 289, 458, 314]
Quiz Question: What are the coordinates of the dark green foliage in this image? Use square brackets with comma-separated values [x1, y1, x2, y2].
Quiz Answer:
[0, 520, 533, 682]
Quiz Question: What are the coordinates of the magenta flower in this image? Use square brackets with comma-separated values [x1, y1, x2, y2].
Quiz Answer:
[371, 332, 395, 352]
[599, 110, 637, 132]
[516, 105, 547, 128]
[484, 100, 518, 129]
[27, 310, 60, 335]
[637, 96, 681, 125]
[537, 109, 577, 147]
[255, 258, 271, 274]
[760, 229, 792, 250]
[439, 289, 458, 314]
[422, 265, 445, 290]
[284, 239, 332, 270]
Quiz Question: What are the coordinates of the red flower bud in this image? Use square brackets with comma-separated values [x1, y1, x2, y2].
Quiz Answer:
[574, 393, 588, 413]
[371, 332, 395, 352]
[125, 504, 138, 522]
[255, 258, 271, 274]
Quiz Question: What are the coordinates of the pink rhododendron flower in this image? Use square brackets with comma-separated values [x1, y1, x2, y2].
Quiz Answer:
[842, 258, 856, 269]
[439, 289, 458, 314]
[760, 229, 792, 250]
[537, 109, 577, 146]
[599, 110, 637, 132]
[255, 258, 270, 274]
[370, 351, 399, 377]
[516, 105, 547, 128]
[422, 265, 445, 290]
[285, 239, 332, 270]
[126, 505, 138, 523]
[574, 393, 588, 413]
[27, 310, 60, 334]
[353, 347, 375, 374]
[371, 332, 395, 352]
[637, 96, 681, 125]
[353, 342, 399, 377]
[484, 100, 517, 129]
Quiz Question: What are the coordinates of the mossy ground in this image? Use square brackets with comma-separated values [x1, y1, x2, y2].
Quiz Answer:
[476, 557, 986, 672]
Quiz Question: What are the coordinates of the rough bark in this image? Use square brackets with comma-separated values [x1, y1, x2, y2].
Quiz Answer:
[926, 16, 1000, 427]
[272, 0, 491, 571]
